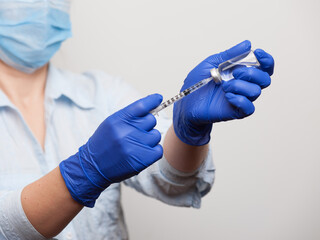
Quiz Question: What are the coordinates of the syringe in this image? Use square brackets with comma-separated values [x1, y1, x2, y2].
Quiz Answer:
[150, 76, 213, 115]
[150, 50, 260, 115]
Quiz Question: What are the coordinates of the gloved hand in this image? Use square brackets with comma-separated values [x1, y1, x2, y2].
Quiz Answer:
[60, 94, 163, 207]
[173, 40, 274, 146]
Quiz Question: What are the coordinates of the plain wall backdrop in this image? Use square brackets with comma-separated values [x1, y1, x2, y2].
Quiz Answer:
[52, 0, 320, 239]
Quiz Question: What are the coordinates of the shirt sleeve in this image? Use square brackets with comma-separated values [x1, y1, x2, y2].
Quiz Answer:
[124, 114, 215, 208]
[0, 190, 47, 240]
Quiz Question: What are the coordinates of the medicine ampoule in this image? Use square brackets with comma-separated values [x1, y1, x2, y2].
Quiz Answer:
[210, 50, 260, 84]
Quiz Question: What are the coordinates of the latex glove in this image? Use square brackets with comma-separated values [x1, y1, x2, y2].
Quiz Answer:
[173, 40, 274, 146]
[60, 94, 163, 207]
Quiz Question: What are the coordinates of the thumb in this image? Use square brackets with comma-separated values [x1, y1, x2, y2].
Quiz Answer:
[123, 94, 163, 117]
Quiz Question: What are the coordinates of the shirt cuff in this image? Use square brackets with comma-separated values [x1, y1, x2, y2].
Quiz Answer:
[157, 146, 215, 208]
[0, 190, 47, 240]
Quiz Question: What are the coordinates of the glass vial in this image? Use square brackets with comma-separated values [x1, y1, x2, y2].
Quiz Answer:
[210, 50, 260, 83]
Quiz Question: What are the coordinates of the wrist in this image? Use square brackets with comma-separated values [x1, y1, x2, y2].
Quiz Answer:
[59, 145, 109, 208]
[173, 114, 212, 146]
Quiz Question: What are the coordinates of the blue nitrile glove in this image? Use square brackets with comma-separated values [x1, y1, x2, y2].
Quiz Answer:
[173, 40, 274, 146]
[59, 94, 163, 207]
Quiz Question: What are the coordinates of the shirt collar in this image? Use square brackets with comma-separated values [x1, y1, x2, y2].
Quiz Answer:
[45, 64, 95, 109]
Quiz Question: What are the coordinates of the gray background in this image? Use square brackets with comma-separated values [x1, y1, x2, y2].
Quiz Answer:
[52, 0, 320, 239]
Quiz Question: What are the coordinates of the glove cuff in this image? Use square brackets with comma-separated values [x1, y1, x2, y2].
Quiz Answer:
[59, 145, 110, 208]
[173, 113, 213, 146]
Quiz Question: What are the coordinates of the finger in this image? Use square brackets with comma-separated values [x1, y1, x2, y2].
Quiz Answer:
[128, 113, 157, 131]
[225, 92, 255, 118]
[219, 40, 252, 62]
[232, 67, 271, 89]
[132, 144, 163, 169]
[205, 40, 252, 66]
[124, 94, 163, 117]
[131, 129, 161, 147]
[147, 144, 163, 164]
[222, 80, 261, 101]
[127, 144, 163, 173]
[254, 49, 274, 76]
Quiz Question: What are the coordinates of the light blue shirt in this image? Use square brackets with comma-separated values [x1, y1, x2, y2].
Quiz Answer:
[0, 65, 215, 240]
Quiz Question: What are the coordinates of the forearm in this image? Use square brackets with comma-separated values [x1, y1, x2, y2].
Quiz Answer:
[163, 125, 209, 173]
[21, 167, 83, 238]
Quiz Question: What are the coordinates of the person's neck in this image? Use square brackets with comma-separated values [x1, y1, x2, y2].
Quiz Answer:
[0, 60, 48, 107]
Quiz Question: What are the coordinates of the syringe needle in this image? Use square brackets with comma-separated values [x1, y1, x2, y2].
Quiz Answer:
[150, 77, 213, 115]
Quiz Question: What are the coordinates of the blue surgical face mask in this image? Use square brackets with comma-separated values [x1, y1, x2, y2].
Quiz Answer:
[0, 0, 72, 73]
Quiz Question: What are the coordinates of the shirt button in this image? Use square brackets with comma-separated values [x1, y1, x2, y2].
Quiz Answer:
[66, 232, 73, 239]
